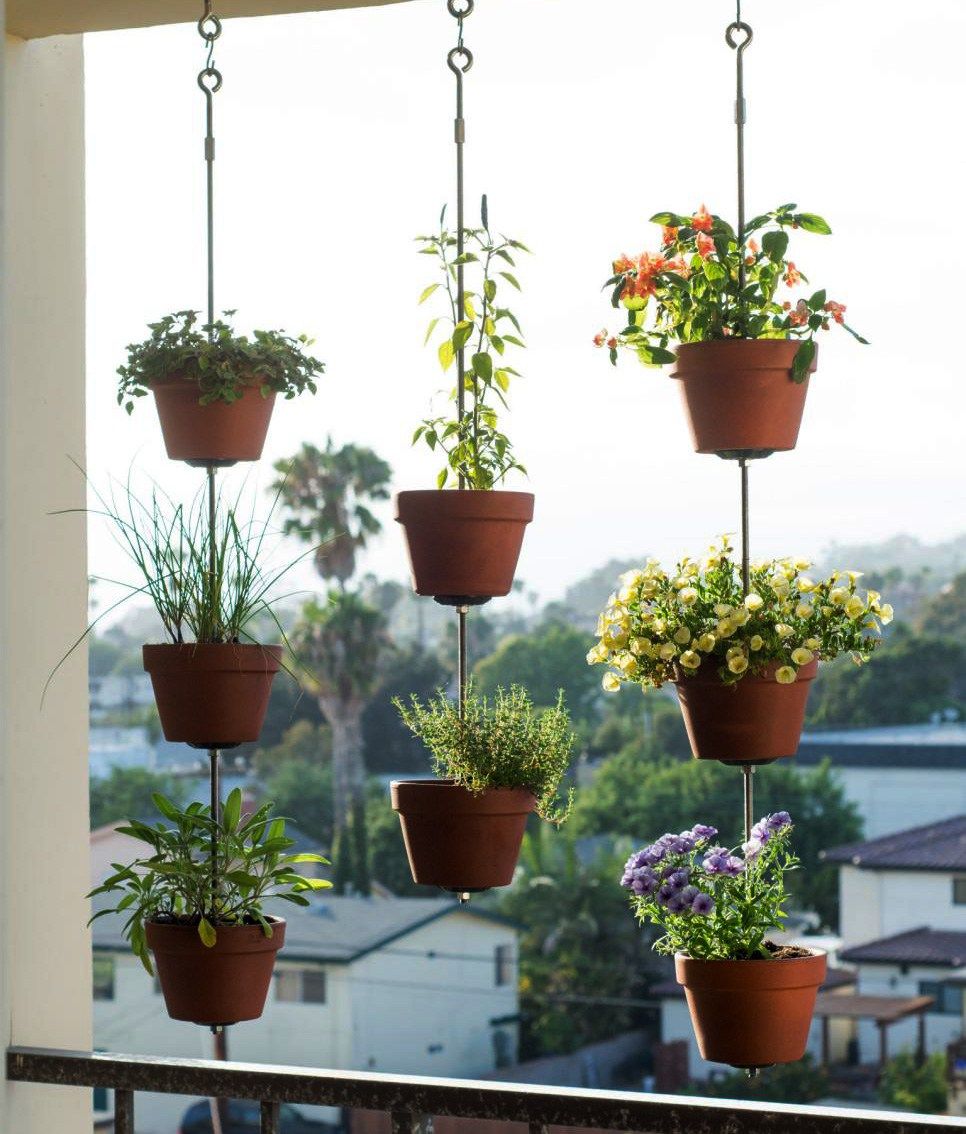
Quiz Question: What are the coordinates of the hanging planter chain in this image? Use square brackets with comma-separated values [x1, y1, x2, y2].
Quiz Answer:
[198, 0, 224, 956]
[447, 0, 474, 721]
[727, 1, 757, 842]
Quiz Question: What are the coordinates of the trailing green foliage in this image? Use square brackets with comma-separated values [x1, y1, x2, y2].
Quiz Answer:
[88, 789, 330, 973]
[117, 310, 323, 412]
[414, 199, 530, 489]
[394, 684, 575, 824]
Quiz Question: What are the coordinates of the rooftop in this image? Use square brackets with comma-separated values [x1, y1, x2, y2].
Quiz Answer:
[92, 895, 518, 964]
[840, 927, 966, 968]
[823, 814, 966, 872]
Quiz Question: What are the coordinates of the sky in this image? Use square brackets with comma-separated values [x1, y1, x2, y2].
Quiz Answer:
[83, 0, 966, 614]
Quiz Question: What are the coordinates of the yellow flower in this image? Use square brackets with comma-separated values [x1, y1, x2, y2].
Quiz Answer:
[619, 569, 645, 588]
[674, 626, 692, 645]
[679, 650, 701, 670]
[776, 623, 794, 638]
[845, 570, 864, 583]
[727, 655, 749, 675]
[630, 637, 652, 657]
[617, 652, 638, 676]
[749, 635, 764, 651]
[651, 618, 666, 635]
[794, 557, 811, 571]
[732, 608, 750, 627]
[602, 672, 621, 693]
[586, 643, 608, 665]
[618, 585, 638, 604]
[603, 625, 628, 647]
[679, 587, 699, 606]
[726, 645, 745, 659]
[821, 604, 834, 616]
[775, 666, 797, 684]
[845, 595, 866, 620]
[744, 592, 764, 611]
[879, 603, 894, 625]
[829, 587, 848, 606]
[716, 618, 736, 638]
[696, 633, 716, 652]
[797, 576, 816, 593]
[714, 602, 733, 617]
[866, 589, 881, 608]
[771, 576, 791, 596]
[791, 647, 814, 666]
[795, 603, 812, 619]
[658, 643, 678, 661]
[805, 637, 821, 650]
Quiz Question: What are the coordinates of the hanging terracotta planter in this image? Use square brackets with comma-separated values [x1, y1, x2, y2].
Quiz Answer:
[673, 659, 818, 765]
[394, 490, 535, 604]
[151, 375, 277, 467]
[142, 643, 282, 749]
[671, 340, 818, 457]
[390, 779, 536, 891]
[675, 948, 827, 1068]
[146, 917, 286, 1026]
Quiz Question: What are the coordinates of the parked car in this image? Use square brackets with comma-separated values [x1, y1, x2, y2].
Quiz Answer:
[178, 1099, 341, 1134]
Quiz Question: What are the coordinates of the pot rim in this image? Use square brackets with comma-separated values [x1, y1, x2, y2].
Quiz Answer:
[142, 642, 283, 673]
[394, 488, 535, 523]
[147, 913, 285, 931]
[675, 946, 828, 989]
[675, 946, 827, 964]
[391, 778, 538, 814]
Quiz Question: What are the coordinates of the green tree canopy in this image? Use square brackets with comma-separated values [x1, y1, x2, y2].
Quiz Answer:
[253, 719, 331, 780]
[262, 753, 334, 852]
[90, 766, 185, 830]
[573, 756, 861, 930]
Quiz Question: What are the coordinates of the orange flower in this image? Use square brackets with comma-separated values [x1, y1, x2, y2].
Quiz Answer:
[824, 300, 847, 324]
[620, 252, 669, 301]
[593, 330, 607, 348]
[691, 204, 714, 233]
[607, 336, 618, 350]
[747, 238, 760, 254]
[783, 261, 802, 287]
[613, 254, 634, 275]
[789, 299, 809, 327]
[662, 225, 679, 246]
[665, 256, 690, 279]
[696, 232, 715, 259]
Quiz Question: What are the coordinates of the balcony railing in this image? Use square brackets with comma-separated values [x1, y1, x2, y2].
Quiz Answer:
[6, 1046, 964, 1134]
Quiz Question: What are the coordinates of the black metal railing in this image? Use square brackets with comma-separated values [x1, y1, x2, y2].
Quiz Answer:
[6, 1046, 963, 1134]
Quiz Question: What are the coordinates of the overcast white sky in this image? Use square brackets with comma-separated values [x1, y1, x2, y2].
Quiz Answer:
[83, 0, 966, 610]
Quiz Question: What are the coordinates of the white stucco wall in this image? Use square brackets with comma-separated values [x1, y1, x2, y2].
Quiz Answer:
[1, 29, 91, 1134]
[840, 866, 966, 949]
[835, 766, 966, 840]
[854, 963, 964, 1064]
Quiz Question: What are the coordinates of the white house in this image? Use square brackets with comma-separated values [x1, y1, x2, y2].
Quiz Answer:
[824, 815, 966, 1063]
[92, 896, 520, 1134]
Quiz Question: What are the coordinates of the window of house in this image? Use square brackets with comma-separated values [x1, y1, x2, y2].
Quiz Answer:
[93, 955, 115, 1001]
[276, 967, 327, 1004]
[494, 944, 513, 987]
[953, 877, 966, 905]
[918, 980, 963, 1015]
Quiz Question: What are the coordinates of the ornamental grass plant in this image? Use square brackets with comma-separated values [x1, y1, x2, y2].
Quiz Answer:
[621, 812, 798, 960]
[587, 536, 892, 692]
[394, 684, 575, 824]
[596, 203, 867, 381]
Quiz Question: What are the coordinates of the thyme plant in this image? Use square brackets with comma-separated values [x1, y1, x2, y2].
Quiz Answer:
[395, 685, 575, 823]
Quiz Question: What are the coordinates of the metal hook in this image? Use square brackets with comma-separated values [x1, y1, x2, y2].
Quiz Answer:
[197, 67, 223, 94]
[197, 13, 222, 41]
[725, 20, 753, 53]
[446, 0, 474, 18]
[447, 45, 474, 76]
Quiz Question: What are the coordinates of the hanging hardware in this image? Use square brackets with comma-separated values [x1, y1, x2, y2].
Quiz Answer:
[725, 5, 753, 298]
[446, 0, 474, 724]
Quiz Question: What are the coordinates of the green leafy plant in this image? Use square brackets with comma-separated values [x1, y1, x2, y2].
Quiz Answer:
[88, 788, 330, 972]
[621, 812, 798, 960]
[878, 1051, 949, 1114]
[414, 199, 530, 489]
[117, 310, 324, 413]
[597, 203, 867, 381]
[588, 536, 891, 691]
[394, 684, 575, 823]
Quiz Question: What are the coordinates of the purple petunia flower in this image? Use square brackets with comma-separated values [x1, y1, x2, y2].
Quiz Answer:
[691, 892, 715, 916]
[630, 867, 659, 897]
[657, 883, 676, 906]
[665, 869, 690, 891]
[691, 824, 718, 841]
[742, 836, 765, 860]
[679, 885, 700, 908]
[766, 811, 792, 831]
[665, 892, 689, 914]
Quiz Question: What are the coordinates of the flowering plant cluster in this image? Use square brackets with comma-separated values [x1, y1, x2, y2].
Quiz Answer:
[587, 537, 892, 691]
[595, 203, 867, 382]
[621, 812, 797, 960]
[414, 198, 530, 489]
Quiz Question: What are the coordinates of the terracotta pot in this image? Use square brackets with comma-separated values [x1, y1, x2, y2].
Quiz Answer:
[673, 659, 818, 765]
[671, 340, 818, 457]
[394, 490, 535, 604]
[151, 374, 277, 466]
[675, 949, 827, 1068]
[142, 643, 282, 749]
[147, 917, 285, 1026]
[391, 779, 536, 892]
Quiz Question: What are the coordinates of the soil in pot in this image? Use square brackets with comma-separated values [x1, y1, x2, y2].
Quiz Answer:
[671, 340, 818, 458]
[151, 375, 277, 466]
[390, 779, 536, 892]
[147, 916, 285, 1026]
[673, 659, 818, 764]
[675, 945, 827, 1068]
[394, 490, 534, 604]
[142, 643, 282, 749]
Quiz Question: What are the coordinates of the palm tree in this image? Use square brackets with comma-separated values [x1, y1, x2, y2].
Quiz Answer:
[272, 440, 391, 588]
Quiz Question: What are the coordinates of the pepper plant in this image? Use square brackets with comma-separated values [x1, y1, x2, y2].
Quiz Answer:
[597, 203, 867, 382]
[88, 789, 330, 973]
[413, 199, 530, 488]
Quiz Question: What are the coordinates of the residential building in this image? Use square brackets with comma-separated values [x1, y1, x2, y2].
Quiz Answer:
[92, 896, 520, 1134]
[89, 725, 156, 779]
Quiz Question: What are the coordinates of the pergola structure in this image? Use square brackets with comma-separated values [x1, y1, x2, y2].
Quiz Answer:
[813, 994, 936, 1072]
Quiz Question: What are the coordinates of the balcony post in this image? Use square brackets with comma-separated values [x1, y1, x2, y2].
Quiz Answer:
[1, 29, 91, 1134]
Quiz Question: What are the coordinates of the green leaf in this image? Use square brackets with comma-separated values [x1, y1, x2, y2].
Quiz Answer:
[796, 212, 832, 235]
[418, 283, 441, 304]
[464, 296, 477, 320]
[791, 338, 816, 383]
[495, 370, 510, 392]
[423, 317, 440, 346]
[807, 288, 827, 311]
[499, 272, 521, 291]
[436, 468, 448, 489]
[198, 917, 217, 948]
[649, 211, 679, 226]
[761, 230, 789, 262]
[472, 352, 493, 383]
[222, 788, 242, 832]
[438, 339, 455, 371]
[452, 321, 474, 351]
[484, 279, 497, 303]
